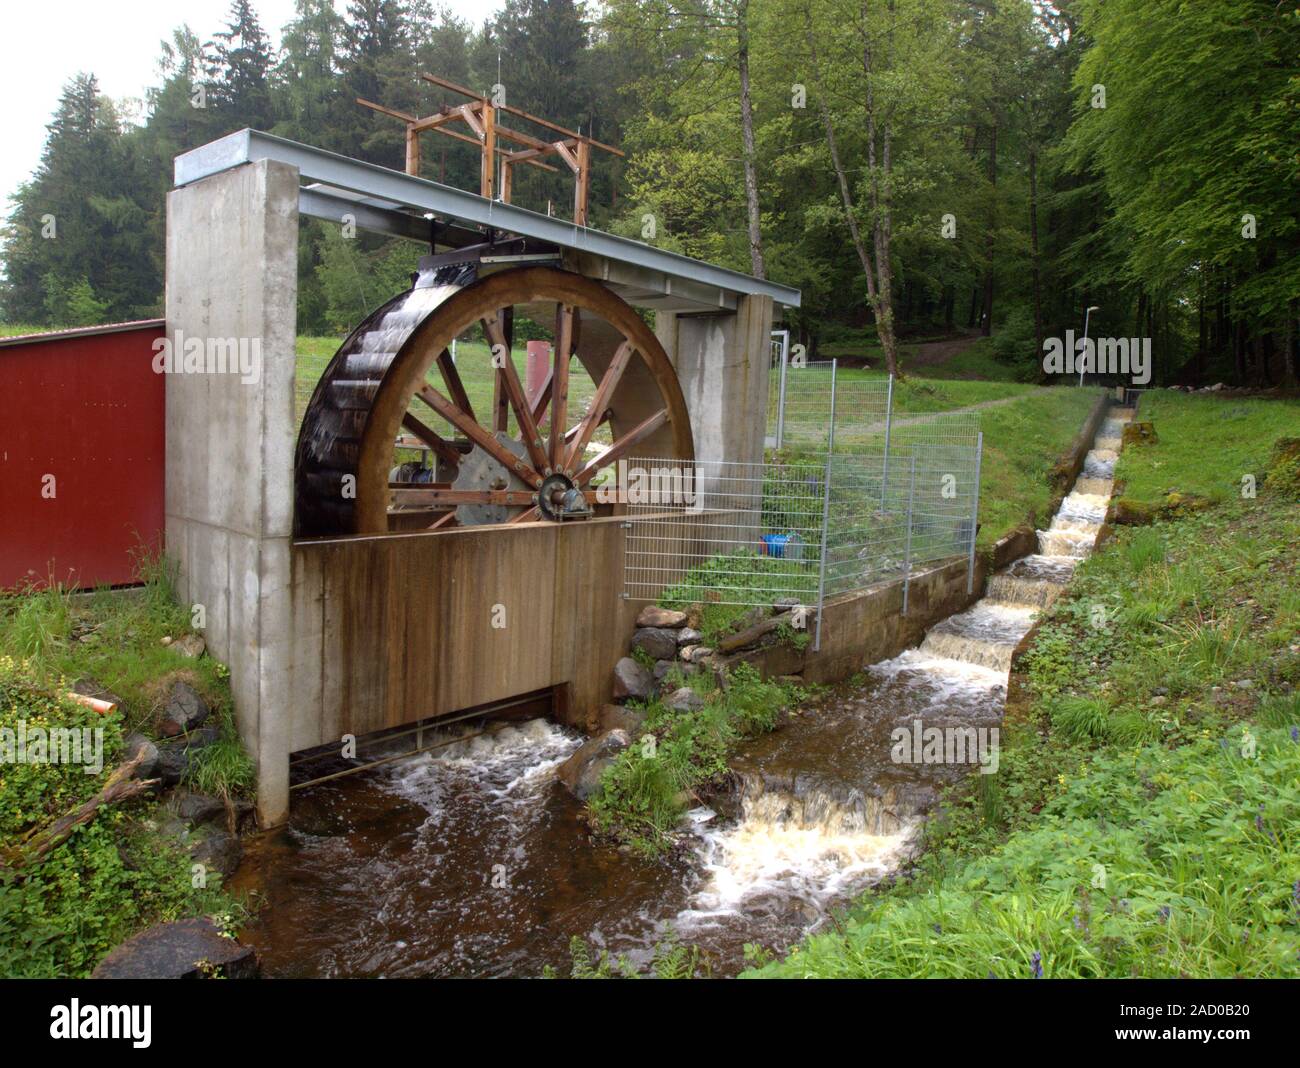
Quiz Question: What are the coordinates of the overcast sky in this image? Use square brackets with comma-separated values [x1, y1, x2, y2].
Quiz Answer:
[0, 0, 499, 220]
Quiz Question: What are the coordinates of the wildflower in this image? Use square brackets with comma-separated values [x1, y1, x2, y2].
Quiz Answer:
[1158, 906, 1171, 922]
[1031, 951, 1043, 979]
[1290, 726, 1298, 743]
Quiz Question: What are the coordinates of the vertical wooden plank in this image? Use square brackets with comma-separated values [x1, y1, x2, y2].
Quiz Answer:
[405, 126, 420, 176]
[573, 138, 591, 226]
[481, 101, 496, 199]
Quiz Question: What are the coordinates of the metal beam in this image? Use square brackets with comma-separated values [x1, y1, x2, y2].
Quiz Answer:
[174, 129, 802, 309]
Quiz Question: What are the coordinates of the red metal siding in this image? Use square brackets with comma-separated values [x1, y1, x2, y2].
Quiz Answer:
[0, 325, 165, 589]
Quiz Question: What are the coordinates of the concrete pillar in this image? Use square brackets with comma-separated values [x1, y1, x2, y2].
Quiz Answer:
[654, 294, 773, 471]
[164, 159, 300, 827]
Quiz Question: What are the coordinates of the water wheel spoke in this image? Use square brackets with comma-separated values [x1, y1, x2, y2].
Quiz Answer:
[415, 383, 543, 489]
[480, 314, 548, 474]
[428, 511, 458, 530]
[401, 412, 462, 468]
[550, 304, 574, 471]
[575, 407, 670, 486]
[435, 348, 475, 424]
[485, 308, 513, 432]
[565, 340, 633, 470]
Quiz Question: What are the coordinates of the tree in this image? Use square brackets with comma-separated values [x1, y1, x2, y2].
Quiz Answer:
[208, 0, 274, 129]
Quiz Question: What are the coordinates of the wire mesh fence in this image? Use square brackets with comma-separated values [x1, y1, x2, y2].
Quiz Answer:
[622, 456, 828, 616]
[768, 360, 892, 452]
[624, 359, 985, 645]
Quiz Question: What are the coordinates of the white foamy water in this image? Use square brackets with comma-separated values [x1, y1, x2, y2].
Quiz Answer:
[681, 804, 916, 924]
[383, 718, 581, 817]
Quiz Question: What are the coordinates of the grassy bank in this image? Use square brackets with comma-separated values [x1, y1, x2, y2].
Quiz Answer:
[589, 663, 804, 855]
[749, 398, 1299, 978]
[1114, 391, 1299, 508]
[0, 560, 251, 976]
[974, 387, 1101, 548]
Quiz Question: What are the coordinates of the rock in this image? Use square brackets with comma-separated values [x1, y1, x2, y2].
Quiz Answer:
[160, 635, 173, 647]
[1111, 497, 1156, 526]
[635, 606, 688, 629]
[155, 729, 220, 786]
[122, 732, 160, 781]
[168, 789, 226, 826]
[557, 729, 631, 801]
[1152, 686, 1169, 696]
[676, 627, 703, 647]
[689, 646, 713, 664]
[1151, 695, 1167, 706]
[189, 828, 242, 881]
[774, 596, 802, 611]
[92, 917, 258, 979]
[654, 659, 696, 692]
[158, 681, 210, 737]
[611, 657, 653, 703]
[597, 703, 647, 737]
[680, 644, 699, 662]
[172, 634, 207, 659]
[630, 627, 679, 661]
[664, 687, 705, 713]
[1122, 421, 1158, 447]
[1235, 679, 1254, 690]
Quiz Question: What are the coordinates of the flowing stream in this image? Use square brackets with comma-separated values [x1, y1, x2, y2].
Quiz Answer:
[236, 410, 1131, 976]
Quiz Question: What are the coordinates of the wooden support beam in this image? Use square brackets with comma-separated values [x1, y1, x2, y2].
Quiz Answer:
[419, 72, 625, 157]
[574, 138, 591, 226]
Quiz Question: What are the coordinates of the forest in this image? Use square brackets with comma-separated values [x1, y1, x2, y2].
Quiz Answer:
[1, 0, 1296, 386]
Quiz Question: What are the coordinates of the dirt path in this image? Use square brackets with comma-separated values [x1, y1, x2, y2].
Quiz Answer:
[905, 331, 983, 369]
[858, 388, 1052, 433]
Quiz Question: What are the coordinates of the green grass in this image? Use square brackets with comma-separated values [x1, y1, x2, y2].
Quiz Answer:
[1114, 392, 1300, 507]
[589, 664, 804, 855]
[749, 404, 1300, 978]
[0, 555, 253, 799]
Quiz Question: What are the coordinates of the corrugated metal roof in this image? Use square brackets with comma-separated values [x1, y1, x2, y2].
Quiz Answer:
[0, 319, 165, 349]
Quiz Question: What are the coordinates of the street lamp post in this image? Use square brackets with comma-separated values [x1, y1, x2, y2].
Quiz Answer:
[1078, 305, 1100, 386]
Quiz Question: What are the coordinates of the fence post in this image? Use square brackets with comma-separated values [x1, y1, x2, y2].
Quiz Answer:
[880, 373, 894, 511]
[812, 360, 837, 652]
[775, 330, 789, 449]
[902, 454, 916, 615]
[966, 430, 984, 594]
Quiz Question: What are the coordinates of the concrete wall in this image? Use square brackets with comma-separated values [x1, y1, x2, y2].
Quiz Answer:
[165, 160, 300, 825]
[655, 294, 773, 472]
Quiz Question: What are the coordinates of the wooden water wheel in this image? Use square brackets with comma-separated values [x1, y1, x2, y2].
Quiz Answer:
[295, 264, 693, 537]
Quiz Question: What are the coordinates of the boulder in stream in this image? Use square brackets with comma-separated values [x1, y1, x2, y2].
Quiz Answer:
[557, 729, 630, 801]
[92, 917, 258, 979]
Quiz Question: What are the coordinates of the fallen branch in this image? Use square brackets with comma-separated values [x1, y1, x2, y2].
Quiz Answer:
[2, 750, 159, 872]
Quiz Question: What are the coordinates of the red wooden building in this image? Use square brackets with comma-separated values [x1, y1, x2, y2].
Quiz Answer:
[0, 320, 166, 590]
